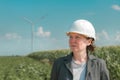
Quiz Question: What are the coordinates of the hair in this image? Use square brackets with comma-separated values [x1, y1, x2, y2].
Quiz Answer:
[86, 38, 96, 52]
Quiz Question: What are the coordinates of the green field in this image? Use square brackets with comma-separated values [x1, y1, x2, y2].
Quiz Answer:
[0, 56, 51, 80]
[0, 46, 120, 80]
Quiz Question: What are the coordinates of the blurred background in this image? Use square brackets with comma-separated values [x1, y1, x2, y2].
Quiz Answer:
[0, 0, 120, 56]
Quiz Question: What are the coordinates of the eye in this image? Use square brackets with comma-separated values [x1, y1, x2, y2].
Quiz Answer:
[69, 36, 73, 39]
[75, 36, 81, 39]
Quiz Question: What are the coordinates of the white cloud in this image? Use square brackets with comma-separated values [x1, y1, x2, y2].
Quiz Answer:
[96, 30, 120, 46]
[36, 26, 51, 37]
[4, 33, 22, 40]
[96, 30, 109, 41]
[115, 32, 120, 42]
[112, 4, 120, 11]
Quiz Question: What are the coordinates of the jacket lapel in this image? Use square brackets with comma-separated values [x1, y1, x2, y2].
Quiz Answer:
[86, 55, 96, 80]
[64, 53, 73, 74]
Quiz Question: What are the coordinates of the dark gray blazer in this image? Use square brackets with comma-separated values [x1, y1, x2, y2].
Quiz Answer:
[50, 53, 109, 80]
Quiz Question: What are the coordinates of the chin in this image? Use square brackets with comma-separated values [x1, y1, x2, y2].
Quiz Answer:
[71, 49, 78, 52]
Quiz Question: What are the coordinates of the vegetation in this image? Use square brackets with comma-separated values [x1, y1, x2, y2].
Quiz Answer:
[0, 46, 120, 80]
[0, 56, 51, 80]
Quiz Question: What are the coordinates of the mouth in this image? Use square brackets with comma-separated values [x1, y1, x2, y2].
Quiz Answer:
[70, 45, 77, 48]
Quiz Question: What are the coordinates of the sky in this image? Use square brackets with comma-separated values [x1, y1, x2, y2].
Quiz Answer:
[0, 0, 120, 56]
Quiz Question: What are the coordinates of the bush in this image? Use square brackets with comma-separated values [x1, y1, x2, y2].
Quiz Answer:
[0, 56, 51, 80]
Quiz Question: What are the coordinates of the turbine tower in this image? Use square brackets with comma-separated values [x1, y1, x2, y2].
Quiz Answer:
[23, 15, 47, 52]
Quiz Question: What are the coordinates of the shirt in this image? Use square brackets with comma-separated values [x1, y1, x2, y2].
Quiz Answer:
[71, 58, 87, 80]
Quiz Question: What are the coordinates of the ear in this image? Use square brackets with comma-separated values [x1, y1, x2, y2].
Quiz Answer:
[87, 39, 93, 46]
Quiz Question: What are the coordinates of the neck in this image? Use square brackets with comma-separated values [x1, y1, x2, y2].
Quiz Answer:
[73, 51, 87, 64]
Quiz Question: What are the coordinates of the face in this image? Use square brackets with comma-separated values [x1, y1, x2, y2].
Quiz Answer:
[68, 33, 92, 53]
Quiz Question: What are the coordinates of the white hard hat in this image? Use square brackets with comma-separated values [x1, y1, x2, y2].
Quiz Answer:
[67, 19, 96, 40]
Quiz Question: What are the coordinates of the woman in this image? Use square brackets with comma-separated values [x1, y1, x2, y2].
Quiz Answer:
[50, 19, 109, 80]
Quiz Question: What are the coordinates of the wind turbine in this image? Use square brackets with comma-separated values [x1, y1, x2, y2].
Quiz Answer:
[23, 15, 47, 52]
[23, 17, 34, 52]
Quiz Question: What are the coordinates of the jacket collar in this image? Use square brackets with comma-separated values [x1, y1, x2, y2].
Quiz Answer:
[63, 52, 97, 74]
[63, 52, 97, 62]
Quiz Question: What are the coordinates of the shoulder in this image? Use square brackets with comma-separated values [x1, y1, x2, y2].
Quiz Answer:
[53, 54, 72, 65]
[88, 55, 109, 79]
[88, 55, 106, 65]
[88, 55, 108, 73]
[55, 54, 71, 62]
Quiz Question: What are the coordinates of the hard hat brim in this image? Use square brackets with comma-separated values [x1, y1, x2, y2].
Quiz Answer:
[66, 31, 88, 38]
